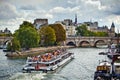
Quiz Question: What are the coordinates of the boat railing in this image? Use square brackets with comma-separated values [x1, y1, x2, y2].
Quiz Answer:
[26, 50, 71, 63]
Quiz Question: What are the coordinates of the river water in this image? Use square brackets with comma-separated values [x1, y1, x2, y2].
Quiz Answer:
[0, 48, 108, 80]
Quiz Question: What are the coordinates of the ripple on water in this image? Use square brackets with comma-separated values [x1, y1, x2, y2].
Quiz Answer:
[43, 74, 69, 80]
[9, 72, 46, 80]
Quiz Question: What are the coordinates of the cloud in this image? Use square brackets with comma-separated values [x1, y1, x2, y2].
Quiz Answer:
[0, 0, 120, 33]
[45, 13, 53, 19]
[49, 6, 80, 14]
[100, 0, 120, 15]
[20, 5, 37, 10]
[0, 18, 25, 33]
[50, 7, 66, 13]
[0, 2, 20, 20]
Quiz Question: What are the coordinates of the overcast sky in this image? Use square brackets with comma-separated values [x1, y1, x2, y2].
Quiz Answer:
[0, 0, 120, 33]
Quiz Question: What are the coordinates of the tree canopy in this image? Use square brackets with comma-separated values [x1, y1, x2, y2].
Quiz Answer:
[76, 24, 108, 37]
[14, 21, 40, 50]
[39, 26, 56, 46]
[49, 24, 66, 44]
[0, 33, 12, 37]
[7, 37, 21, 52]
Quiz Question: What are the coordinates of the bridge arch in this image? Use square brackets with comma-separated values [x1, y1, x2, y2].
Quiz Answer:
[94, 40, 107, 47]
[3, 40, 11, 45]
[79, 41, 90, 47]
[2, 40, 11, 49]
[66, 41, 76, 46]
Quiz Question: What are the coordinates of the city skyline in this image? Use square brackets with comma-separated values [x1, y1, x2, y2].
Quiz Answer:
[0, 0, 120, 33]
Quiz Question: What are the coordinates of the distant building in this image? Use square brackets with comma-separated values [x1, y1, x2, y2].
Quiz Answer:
[97, 26, 108, 32]
[108, 22, 115, 37]
[0, 30, 3, 33]
[81, 21, 115, 37]
[66, 25, 76, 37]
[84, 22, 98, 31]
[33, 18, 48, 29]
[0, 28, 11, 34]
[4, 28, 11, 34]
[63, 19, 73, 26]
[55, 19, 76, 37]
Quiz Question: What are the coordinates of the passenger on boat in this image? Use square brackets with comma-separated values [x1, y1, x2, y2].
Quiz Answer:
[27, 57, 32, 62]
[108, 44, 117, 54]
[41, 53, 53, 62]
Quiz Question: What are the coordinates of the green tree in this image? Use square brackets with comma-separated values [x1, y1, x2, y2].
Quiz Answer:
[39, 26, 56, 46]
[7, 37, 21, 52]
[20, 21, 35, 29]
[94, 32, 108, 37]
[0, 33, 12, 37]
[76, 24, 88, 36]
[49, 24, 66, 45]
[76, 24, 108, 37]
[14, 21, 40, 50]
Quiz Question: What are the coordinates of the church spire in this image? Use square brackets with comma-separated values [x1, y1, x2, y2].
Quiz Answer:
[110, 22, 115, 33]
[74, 14, 77, 25]
[111, 22, 115, 28]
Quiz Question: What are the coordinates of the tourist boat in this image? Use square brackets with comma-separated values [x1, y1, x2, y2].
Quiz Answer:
[22, 49, 74, 73]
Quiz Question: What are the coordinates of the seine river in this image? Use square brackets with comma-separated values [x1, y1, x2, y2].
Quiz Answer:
[0, 48, 108, 80]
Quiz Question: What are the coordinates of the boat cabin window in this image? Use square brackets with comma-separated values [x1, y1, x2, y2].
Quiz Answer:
[97, 66, 110, 71]
[29, 63, 36, 66]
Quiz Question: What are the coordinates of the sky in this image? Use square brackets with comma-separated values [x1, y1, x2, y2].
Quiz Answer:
[0, 0, 120, 33]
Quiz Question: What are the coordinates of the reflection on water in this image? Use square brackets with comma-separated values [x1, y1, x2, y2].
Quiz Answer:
[0, 48, 107, 80]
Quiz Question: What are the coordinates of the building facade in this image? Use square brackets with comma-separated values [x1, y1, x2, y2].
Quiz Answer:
[33, 18, 48, 29]
[0, 28, 11, 34]
[55, 19, 77, 37]
[82, 21, 115, 37]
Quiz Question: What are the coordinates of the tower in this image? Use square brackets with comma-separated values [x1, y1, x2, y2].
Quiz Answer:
[111, 22, 115, 32]
[109, 22, 115, 37]
[74, 14, 77, 26]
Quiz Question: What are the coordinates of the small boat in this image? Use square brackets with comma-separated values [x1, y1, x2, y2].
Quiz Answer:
[22, 49, 74, 73]
[98, 44, 119, 56]
[99, 52, 107, 55]
[94, 60, 111, 80]
[94, 60, 120, 80]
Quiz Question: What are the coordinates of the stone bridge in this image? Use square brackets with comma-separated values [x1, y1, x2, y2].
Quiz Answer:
[0, 36, 120, 47]
[0, 36, 13, 46]
[66, 37, 120, 47]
